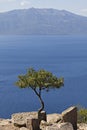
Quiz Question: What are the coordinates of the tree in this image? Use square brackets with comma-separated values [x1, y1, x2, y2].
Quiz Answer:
[16, 68, 64, 113]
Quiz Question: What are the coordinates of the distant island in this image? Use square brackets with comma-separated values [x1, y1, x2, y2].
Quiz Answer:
[0, 8, 87, 35]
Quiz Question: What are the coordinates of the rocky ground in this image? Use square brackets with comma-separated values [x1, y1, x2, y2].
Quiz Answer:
[0, 114, 87, 130]
[0, 107, 86, 130]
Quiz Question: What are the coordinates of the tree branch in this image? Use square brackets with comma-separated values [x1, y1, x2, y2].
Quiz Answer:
[39, 87, 41, 97]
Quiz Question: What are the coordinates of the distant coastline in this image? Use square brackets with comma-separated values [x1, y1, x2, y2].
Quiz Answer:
[0, 8, 87, 35]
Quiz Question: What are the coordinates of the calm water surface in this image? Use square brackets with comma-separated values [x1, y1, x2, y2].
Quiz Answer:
[0, 35, 87, 118]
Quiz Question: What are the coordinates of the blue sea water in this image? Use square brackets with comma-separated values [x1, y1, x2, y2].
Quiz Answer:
[0, 35, 87, 118]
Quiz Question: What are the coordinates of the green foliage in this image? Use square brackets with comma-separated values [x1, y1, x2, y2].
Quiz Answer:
[78, 107, 87, 123]
[16, 67, 64, 90]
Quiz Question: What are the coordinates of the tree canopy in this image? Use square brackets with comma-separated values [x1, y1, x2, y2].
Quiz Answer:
[16, 68, 64, 113]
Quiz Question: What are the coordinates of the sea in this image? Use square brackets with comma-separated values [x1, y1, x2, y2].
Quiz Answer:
[0, 35, 87, 118]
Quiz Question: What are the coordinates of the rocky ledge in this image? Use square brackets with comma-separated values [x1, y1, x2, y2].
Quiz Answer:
[0, 106, 86, 130]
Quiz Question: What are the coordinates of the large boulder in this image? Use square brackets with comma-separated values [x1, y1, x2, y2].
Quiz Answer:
[46, 122, 74, 130]
[62, 106, 77, 130]
[11, 112, 38, 127]
[47, 114, 61, 124]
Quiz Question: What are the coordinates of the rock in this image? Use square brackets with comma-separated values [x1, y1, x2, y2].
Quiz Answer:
[12, 112, 38, 121]
[40, 120, 50, 126]
[0, 124, 20, 130]
[26, 118, 40, 130]
[62, 106, 77, 130]
[0, 118, 19, 130]
[40, 120, 51, 130]
[13, 119, 26, 127]
[0, 119, 12, 126]
[46, 122, 74, 130]
[77, 123, 87, 130]
[11, 112, 38, 127]
[47, 113, 61, 124]
[20, 127, 28, 130]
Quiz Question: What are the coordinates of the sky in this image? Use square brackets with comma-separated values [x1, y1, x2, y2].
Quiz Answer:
[0, 0, 87, 16]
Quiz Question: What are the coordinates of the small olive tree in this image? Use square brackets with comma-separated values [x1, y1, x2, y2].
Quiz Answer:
[16, 68, 64, 113]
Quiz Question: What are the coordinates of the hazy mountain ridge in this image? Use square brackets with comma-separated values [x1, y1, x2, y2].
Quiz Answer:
[0, 8, 87, 35]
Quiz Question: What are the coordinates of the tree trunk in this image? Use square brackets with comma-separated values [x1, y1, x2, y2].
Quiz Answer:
[38, 95, 44, 113]
[33, 88, 44, 113]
